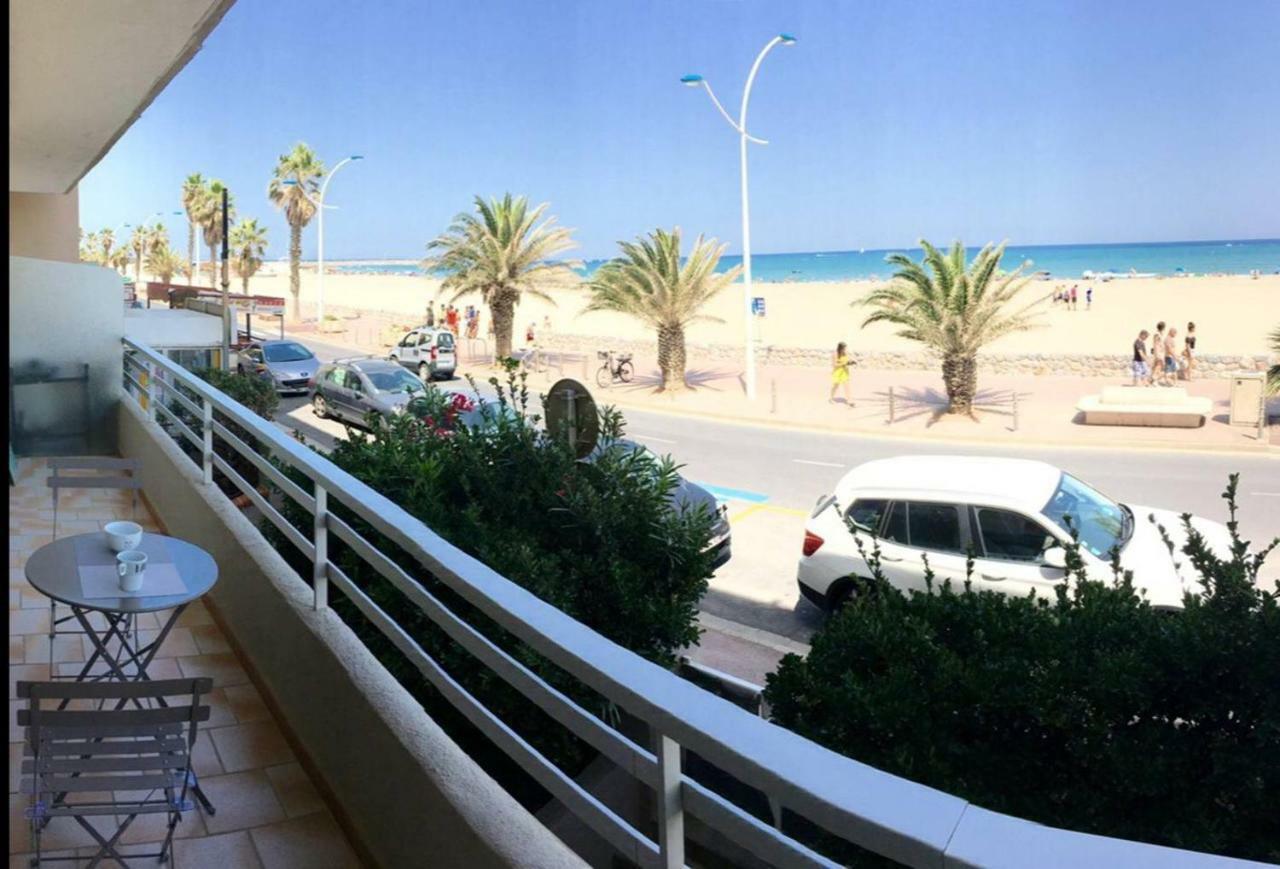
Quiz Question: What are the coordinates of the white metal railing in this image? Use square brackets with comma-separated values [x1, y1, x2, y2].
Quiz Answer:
[119, 338, 1248, 869]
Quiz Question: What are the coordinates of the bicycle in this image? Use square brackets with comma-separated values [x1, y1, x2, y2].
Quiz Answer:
[595, 350, 634, 388]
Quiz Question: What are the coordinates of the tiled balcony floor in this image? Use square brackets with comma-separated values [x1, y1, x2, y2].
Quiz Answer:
[9, 460, 363, 868]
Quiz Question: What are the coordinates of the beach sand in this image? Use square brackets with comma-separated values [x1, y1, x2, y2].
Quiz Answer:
[235, 269, 1277, 356]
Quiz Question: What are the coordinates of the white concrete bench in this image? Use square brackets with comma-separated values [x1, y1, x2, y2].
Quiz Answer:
[1076, 386, 1213, 428]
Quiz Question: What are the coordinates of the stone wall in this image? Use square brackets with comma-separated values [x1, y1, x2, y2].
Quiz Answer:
[535, 332, 1273, 380]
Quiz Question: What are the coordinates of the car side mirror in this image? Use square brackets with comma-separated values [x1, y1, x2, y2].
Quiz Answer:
[1042, 546, 1068, 571]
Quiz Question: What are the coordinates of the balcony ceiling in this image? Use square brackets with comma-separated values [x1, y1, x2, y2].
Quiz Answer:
[8, 0, 235, 194]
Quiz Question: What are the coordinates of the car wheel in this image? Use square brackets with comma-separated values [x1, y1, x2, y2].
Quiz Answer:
[828, 575, 876, 612]
[419, 362, 431, 381]
[312, 394, 329, 419]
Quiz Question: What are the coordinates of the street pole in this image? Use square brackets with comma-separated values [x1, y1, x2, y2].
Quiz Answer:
[284, 155, 362, 326]
[683, 34, 795, 402]
[221, 186, 231, 370]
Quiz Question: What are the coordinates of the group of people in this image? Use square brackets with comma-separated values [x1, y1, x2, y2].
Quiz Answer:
[424, 303, 482, 339]
[1052, 284, 1093, 310]
[1132, 321, 1197, 386]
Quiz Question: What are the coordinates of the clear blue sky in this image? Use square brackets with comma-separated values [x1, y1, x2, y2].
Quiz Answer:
[80, 0, 1280, 261]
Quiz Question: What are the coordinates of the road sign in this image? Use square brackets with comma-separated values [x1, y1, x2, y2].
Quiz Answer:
[752, 297, 766, 316]
[544, 378, 599, 459]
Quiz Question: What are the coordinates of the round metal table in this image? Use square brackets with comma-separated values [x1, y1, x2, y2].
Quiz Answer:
[25, 531, 220, 814]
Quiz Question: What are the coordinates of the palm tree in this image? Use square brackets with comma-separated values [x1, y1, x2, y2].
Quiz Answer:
[585, 228, 740, 391]
[423, 194, 579, 359]
[79, 230, 100, 263]
[146, 243, 188, 286]
[181, 173, 206, 284]
[99, 228, 116, 266]
[195, 180, 235, 289]
[267, 143, 324, 318]
[128, 225, 149, 284]
[856, 240, 1040, 414]
[108, 247, 132, 276]
[230, 218, 269, 293]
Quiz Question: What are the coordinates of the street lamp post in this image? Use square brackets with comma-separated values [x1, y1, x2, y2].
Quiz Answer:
[682, 33, 796, 402]
[284, 154, 363, 325]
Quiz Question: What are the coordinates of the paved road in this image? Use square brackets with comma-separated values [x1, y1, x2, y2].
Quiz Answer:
[258, 335, 1280, 679]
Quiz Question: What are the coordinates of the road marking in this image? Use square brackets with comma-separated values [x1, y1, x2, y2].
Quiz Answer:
[695, 482, 770, 504]
[729, 504, 808, 522]
[631, 433, 677, 444]
[792, 459, 843, 468]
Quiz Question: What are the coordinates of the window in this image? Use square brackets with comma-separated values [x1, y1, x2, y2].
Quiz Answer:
[846, 499, 888, 533]
[399, 333, 416, 347]
[1041, 473, 1127, 558]
[417, 332, 431, 347]
[907, 502, 964, 554]
[325, 368, 346, 386]
[976, 508, 1052, 562]
[244, 347, 262, 363]
[262, 342, 314, 363]
[436, 331, 455, 349]
[883, 501, 908, 544]
[366, 368, 423, 394]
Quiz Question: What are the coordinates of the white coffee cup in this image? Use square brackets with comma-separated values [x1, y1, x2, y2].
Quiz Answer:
[105, 521, 143, 553]
[116, 550, 147, 592]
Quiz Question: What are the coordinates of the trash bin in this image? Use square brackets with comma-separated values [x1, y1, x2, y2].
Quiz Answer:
[1229, 372, 1264, 426]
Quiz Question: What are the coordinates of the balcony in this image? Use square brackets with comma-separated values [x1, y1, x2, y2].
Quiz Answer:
[8, 335, 1254, 868]
[8, 459, 362, 867]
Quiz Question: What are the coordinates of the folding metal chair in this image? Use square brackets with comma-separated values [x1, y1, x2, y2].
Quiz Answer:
[45, 458, 142, 673]
[17, 677, 212, 867]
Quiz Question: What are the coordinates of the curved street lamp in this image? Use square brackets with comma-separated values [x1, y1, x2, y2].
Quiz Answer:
[283, 154, 364, 324]
[682, 33, 796, 401]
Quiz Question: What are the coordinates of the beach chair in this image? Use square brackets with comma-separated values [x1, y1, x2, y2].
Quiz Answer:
[17, 678, 213, 866]
[45, 458, 143, 671]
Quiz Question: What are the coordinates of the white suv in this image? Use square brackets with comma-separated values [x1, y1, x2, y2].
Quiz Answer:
[389, 328, 457, 380]
[797, 456, 1233, 613]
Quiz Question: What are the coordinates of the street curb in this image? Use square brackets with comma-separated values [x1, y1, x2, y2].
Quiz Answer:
[593, 390, 1279, 458]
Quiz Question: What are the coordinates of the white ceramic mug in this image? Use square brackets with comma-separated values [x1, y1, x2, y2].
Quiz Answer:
[104, 521, 143, 553]
[116, 550, 147, 592]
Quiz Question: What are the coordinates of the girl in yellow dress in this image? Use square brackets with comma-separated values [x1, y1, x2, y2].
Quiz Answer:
[829, 341, 854, 406]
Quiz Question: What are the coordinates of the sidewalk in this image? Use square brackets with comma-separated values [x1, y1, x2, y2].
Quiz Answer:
[270, 315, 1278, 455]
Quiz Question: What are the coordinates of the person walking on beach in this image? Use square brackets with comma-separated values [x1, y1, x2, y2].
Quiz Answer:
[1085, 286, 1093, 310]
[1183, 322, 1197, 380]
[466, 307, 479, 339]
[1164, 327, 1181, 383]
[446, 305, 460, 337]
[1132, 329, 1151, 386]
[1149, 321, 1167, 385]
[1069, 285, 1078, 310]
[829, 341, 855, 406]
[425, 305, 435, 328]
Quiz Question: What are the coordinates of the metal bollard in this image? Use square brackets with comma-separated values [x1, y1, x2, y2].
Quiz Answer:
[887, 386, 895, 425]
[770, 378, 777, 414]
[1011, 390, 1019, 432]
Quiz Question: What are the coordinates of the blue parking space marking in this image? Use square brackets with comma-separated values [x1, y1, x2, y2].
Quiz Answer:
[695, 483, 770, 505]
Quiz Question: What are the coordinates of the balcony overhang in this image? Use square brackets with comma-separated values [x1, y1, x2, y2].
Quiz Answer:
[8, 0, 236, 194]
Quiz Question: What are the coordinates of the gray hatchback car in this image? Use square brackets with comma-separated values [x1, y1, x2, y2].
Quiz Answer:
[310, 357, 430, 427]
[237, 340, 321, 395]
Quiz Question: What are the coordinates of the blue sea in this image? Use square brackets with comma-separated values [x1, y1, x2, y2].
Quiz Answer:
[337, 238, 1280, 282]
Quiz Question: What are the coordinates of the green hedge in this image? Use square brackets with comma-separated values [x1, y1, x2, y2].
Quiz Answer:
[265, 369, 714, 802]
[764, 476, 1279, 862]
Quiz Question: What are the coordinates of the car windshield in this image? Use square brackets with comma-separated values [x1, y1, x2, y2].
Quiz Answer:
[263, 342, 314, 363]
[1040, 473, 1126, 558]
[365, 369, 425, 394]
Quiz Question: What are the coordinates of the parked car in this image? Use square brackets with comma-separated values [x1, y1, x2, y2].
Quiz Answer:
[311, 357, 430, 427]
[587, 439, 732, 570]
[797, 455, 1232, 612]
[237, 340, 320, 395]
[388, 327, 456, 380]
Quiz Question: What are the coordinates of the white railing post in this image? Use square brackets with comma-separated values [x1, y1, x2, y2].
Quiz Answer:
[656, 734, 685, 869]
[200, 397, 214, 485]
[313, 486, 328, 610]
[144, 360, 156, 422]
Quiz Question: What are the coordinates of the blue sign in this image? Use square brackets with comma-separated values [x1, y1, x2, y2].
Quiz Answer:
[751, 297, 766, 316]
